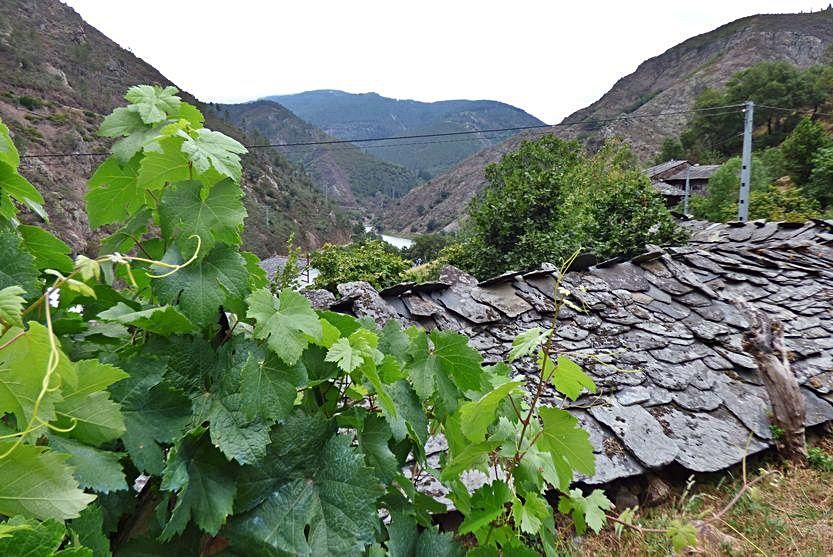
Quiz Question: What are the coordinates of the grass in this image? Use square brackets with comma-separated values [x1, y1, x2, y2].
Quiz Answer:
[555, 434, 833, 556]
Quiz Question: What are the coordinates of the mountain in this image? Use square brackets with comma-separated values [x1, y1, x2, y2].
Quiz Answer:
[268, 90, 545, 178]
[383, 9, 833, 235]
[215, 100, 418, 210]
[0, 0, 350, 256]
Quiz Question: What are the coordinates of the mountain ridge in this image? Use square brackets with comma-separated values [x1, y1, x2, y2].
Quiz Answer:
[215, 99, 419, 211]
[382, 8, 833, 235]
[0, 0, 351, 256]
[269, 89, 545, 178]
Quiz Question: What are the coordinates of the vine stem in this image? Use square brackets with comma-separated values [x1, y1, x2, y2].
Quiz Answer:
[0, 236, 203, 459]
[514, 251, 580, 458]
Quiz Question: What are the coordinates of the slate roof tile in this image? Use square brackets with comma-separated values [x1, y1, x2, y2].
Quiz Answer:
[316, 220, 833, 488]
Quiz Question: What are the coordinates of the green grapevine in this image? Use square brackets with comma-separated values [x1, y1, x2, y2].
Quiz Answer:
[0, 86, 612, 556]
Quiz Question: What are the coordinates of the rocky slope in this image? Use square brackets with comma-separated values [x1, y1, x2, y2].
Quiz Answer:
[216, 100, 418, 211]
[270, 90, 545, 178]
[0, 0, 350, 256]
[383, 9, 833, 235]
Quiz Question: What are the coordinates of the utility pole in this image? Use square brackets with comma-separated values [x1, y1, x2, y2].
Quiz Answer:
[683, 165, 691, 215]
[737, 100, 754, 222]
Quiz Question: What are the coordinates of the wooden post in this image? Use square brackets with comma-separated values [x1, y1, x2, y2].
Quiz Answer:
[738, 303, 807, 464]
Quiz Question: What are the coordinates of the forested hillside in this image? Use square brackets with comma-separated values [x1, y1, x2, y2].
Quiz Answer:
[382, 8, 833, 235]
[271, 89, 545, 178]
[217, 100, 418, 211]
[0, 0, 351, 255]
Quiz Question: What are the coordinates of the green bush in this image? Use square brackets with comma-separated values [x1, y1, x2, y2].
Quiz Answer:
[311, 240, 412, 291]
[401, 232, 453, 264]
[446, 135, 685, 278]
[17, 94, 43, 110]
[689, 156, 820, 221]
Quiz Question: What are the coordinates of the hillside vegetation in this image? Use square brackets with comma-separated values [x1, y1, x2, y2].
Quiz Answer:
[217, 100, 418, 211]
[271, 89, 545, 178]
[382, 8, 833, 235]
[0, 0, 350, 255]
[659, 59, 833, 220]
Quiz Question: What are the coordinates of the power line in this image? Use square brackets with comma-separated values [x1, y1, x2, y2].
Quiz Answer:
[754, 104, 833, 118]
[18, 103, 746, 161]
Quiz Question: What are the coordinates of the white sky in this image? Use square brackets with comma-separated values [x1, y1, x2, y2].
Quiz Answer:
[64, 1, 828, 123]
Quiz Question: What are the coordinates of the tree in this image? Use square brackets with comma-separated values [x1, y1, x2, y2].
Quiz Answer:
[748, 184, 820, 222]
[401, 232, 453, 264]
[807, 146, 833, 208]
[689, 156, 771, 222]
[779, 116, 833, 185]
[654, 137, 686, 164]
[690, 155, 819, 221]
[310, 240, 411, 291]
[446, 136, 685, 278]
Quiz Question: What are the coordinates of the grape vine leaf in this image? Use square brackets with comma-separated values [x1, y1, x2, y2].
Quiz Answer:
[99, 106, 145, 138]
[0, 120, 20, 167]
[0, 323, 74, 427]
[124, 85, 181, 125]
[557, 488, 612, 534]
[508, 326, 547, 362]
[234, 411, 334, 512]
[0, 285, 26, 328]
[414, 526, 462, 557]
[160, 429, 238, 540]
[110, 358, 191, 475]
[203, 393, 270, 465]
[180, 129, 247, 182]
[229, 435, 384, 557]
[18, 225, 74, 273]
[86, 155, 142, 228]
[458, 380, 523, 443]
[0, 443, 95, 520]
[536, 407, 595, 490]
[430, 330, 484, 392]
[54, 360, 128, 446]
[155, 244, 249, 327]
[511, 492, 551, 535]
[458, 481, 511, 535]
[238, 352, 307, 424]
[48, 435, 127, 494]
[358, 414, 399, 483]
[384, 380, 428, 446]
[246, 288, 322, 365]
[0, 160, 44, 206]
[136, 137, 191, 190]
[97, 302, 198, 335]
[0, 230, 38, 294]
[0, 516, 65, 556]
[158, 179, 246, 255]
[668, 519, 698, 552]
[540, 353, 596, 401]
[325, 338, 365, 373]
[69, 505, 111, 557]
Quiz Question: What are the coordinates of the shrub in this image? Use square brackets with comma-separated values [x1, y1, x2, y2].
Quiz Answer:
[17, 94, 43, 110]
[310, 239, 411, 291]
[449, 135, 685, 278]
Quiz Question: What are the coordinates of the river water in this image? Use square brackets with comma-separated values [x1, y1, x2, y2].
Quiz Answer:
[380, 233, 413, 249]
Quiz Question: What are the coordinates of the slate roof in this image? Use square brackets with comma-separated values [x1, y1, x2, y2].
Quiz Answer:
[651, 180, 686, 197]
[644, 159, 689, 179]
[307, 219, 833, 498]
[666, 164, 721, 182]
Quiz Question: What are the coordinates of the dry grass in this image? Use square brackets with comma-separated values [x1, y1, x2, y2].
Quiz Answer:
[554, 435, 833, 556]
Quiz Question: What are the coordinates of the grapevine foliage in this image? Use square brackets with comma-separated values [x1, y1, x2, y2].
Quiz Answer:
[0, 86, 613, 555]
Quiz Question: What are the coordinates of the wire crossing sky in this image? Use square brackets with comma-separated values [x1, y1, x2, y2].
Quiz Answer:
[42, 1, 833, 123]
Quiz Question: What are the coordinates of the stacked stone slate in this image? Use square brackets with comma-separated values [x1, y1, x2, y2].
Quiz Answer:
[305, 219, 833, 494]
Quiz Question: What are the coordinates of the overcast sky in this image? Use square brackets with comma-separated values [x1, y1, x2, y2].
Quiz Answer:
[64, 1, 828, 123]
